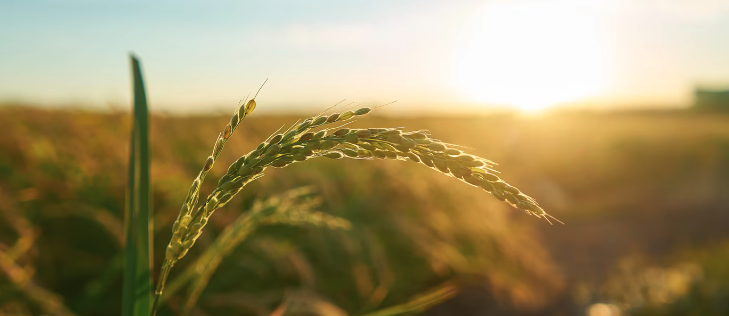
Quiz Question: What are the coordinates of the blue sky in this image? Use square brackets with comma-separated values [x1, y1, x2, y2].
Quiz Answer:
[2, 0, 729, 113]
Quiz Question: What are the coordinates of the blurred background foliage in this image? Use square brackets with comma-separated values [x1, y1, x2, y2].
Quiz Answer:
[1, 106, 729, 315]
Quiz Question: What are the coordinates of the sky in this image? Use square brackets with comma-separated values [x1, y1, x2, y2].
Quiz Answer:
[2, 0, 729, 114]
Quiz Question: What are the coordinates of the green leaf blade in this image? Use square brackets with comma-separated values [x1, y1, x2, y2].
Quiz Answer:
[123, 54, 153, 316]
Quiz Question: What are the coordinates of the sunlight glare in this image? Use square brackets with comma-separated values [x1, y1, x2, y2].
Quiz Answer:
[455, 1, 608, 112]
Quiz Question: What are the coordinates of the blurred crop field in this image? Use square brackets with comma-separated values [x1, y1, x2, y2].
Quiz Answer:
[2, 105, 729, 316]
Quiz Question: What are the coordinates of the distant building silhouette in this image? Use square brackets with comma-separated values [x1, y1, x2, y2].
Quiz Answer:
[694, 87, 729, 112]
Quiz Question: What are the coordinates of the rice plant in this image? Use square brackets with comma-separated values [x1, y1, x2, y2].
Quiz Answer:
[149, 84, 559, 315]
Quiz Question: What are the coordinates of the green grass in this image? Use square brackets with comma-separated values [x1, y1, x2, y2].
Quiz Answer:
[123, 55, 153, 316]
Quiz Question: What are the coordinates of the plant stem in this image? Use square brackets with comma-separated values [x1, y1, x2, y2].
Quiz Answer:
[151, 261, 175, 316]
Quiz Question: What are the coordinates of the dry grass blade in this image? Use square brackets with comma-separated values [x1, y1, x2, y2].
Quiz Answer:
[0, 249, 79, 316]
[360, 281, 458, 316]
[0, 189, 77, 316]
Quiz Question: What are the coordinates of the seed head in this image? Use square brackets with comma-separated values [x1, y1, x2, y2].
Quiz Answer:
[340, 111, 355, 120]
[451, 167, 471, 178]
[205, 197, 218, 213]
[203, 156, 214, 171]
[327, 113, 340, 123]
[182, 239, 196, 250]
[319, 140, 337, 150]
[492, 190, 506, 201]
[354, 108, 371, 115]
[313, 116, 328, 126]
[463, 175, 480, 186]
[492, 181, 506, 191]
[291, 145, 304, 155]
[238, 103, 247, 118]
[213, 138, 225, 156]
[220, 179, 236, 191]
[230, 113, 239, 129]
[455, 155, 474, 162]
[306, 141, 321, 150]
[342, 149, 358, 157]
[266, 144, 281, 155]
[223, 124, 232, 140]
[386, 134, 403, 144]
[272, 160, 292, 168]
[325, 152, 344, 159]
[283, 130, 297, 142]
[358, 149, 373, 157]
[377, 142, 397, 152]
[464, 160, 485, 167]
[368, 128, 387, 135]
[428, 143, 446, 151]
[313, 130, 327, 139]
[188, 222, 204, 236]
[444, 148, 461, 156]
[401, 138, 416, 148]
[504, 184, 520, 195]
[238, 166, 251, 177]
[528, 203, 546, 216]
[478, 180, 494, 192]
[480, 172, 500, 182]
[177, 248, 189, 260]
[344, 134, 359, 144]
[258, 155, 275, 166]
[216, 174, 233, 187]
[334, 128, 350, 137]
[189, 179, 201, 195]
[166, 242, 181, 259]
[278, 146, 292, 155]
[227, 156, 246, 175]
[297, 119, 313, 131]
[415, 139, 433, 145]
[359, 142, 376, 150]
[270, 134, 283, 144]
[433, 159, 449, 173]
[505, 193, 519, 205]
[179, 214, 192, 229]
[406, 152, 420, 162]
[355, 129, 372, 139]
[297, 132, 313, 141]
[406, 132, 426, 139]
[419, 155, 434, 167]
[393, 144, 409, 152]
[244, 99, 256, 115]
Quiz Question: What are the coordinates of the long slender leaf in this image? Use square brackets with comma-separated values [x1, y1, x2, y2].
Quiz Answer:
[123, 54, 153, 316]
[359, 282, 458, 316]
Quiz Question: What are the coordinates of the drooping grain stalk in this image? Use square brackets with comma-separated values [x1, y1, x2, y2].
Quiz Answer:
[157, 186, 350, 312]
[150, 84, 263, 315]
[152, 95, 558, 315]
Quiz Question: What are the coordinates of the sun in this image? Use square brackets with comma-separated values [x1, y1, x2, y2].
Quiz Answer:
[455, 1, 608, 113]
